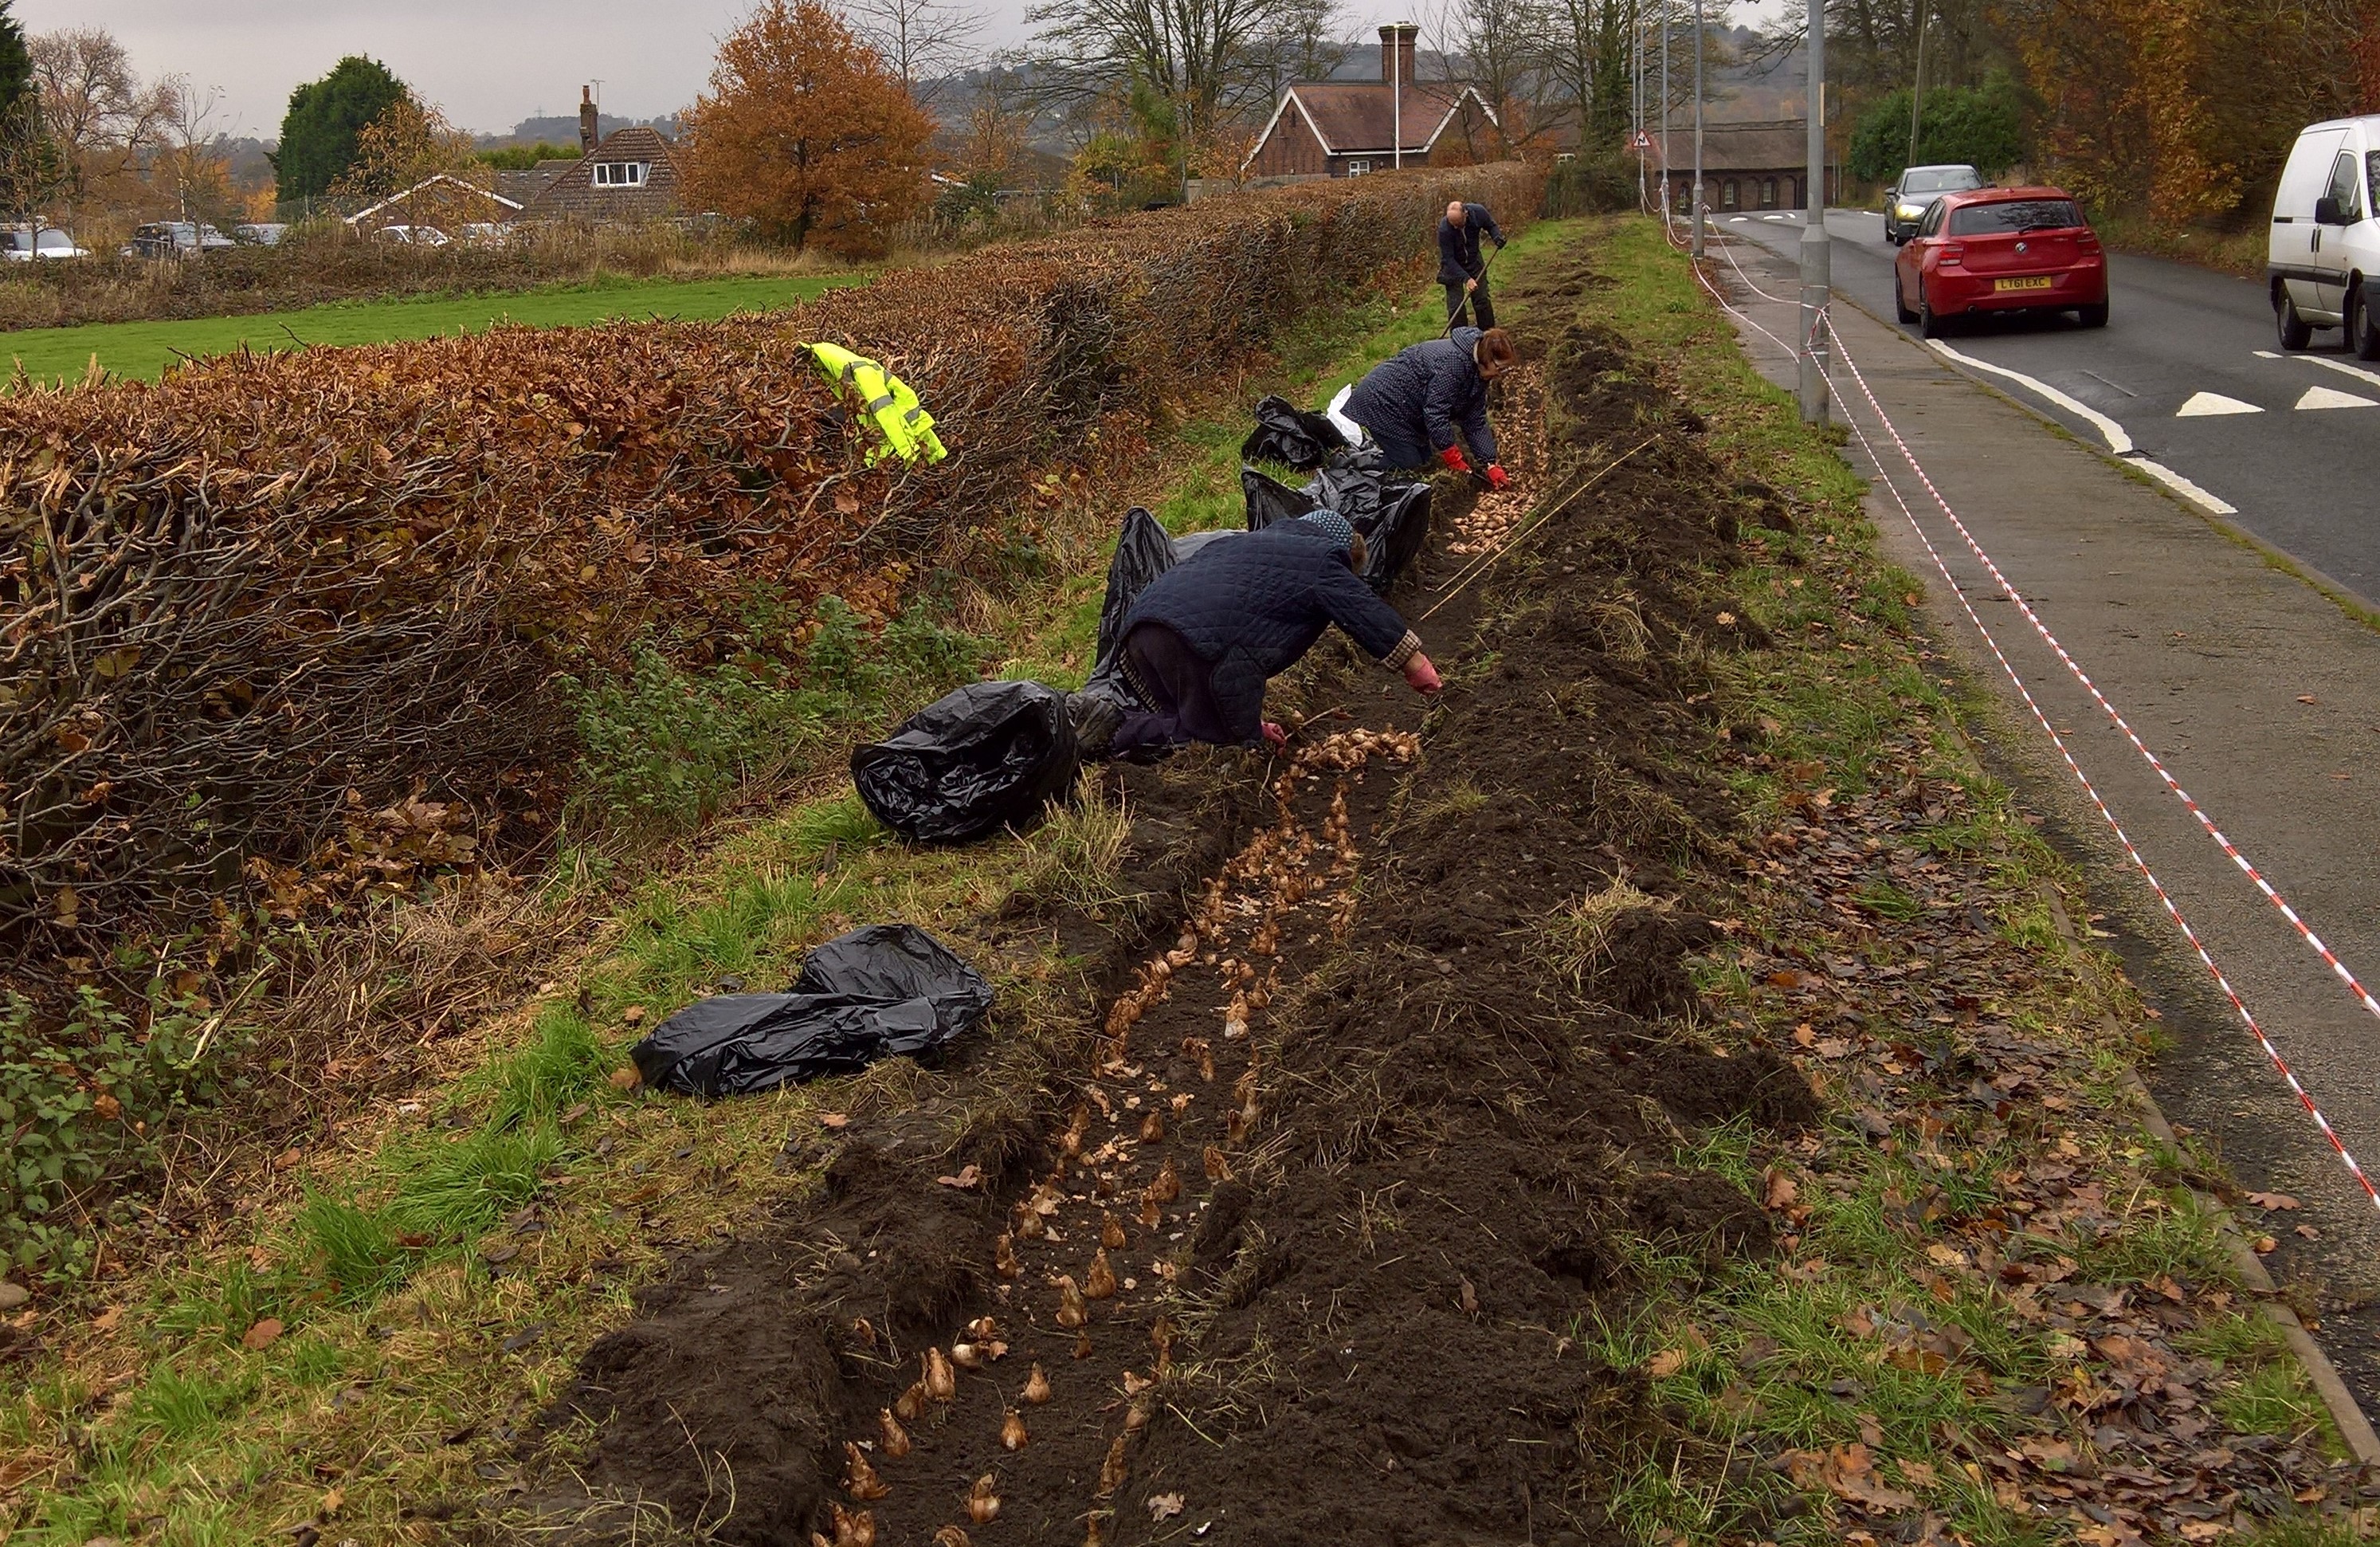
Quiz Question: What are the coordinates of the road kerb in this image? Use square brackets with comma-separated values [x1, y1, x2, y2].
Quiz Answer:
[2039, 882, 2380, 1466]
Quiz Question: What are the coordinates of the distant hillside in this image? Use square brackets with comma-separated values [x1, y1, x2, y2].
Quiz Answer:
[479, 111, 683, 148]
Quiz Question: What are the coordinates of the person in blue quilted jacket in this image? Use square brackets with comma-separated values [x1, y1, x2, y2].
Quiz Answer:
[1341, 325, 1517, 489]
[1097, 511, 1441, 757]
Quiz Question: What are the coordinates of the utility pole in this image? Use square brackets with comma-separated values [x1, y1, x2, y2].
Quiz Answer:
[1661, 0, 1670, 218]
[1907, 2, 1928, 166]
[1691, 0, 1705, 257]
[1798, 0, 1830, 423]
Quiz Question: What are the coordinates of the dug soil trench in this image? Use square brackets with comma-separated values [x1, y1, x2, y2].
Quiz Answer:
[499, 249, 1808, 1546]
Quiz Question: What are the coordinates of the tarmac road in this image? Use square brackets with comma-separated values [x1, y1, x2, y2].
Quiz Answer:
[1709, 224, 2380, 1419]
[1727, 208, 2380, 606]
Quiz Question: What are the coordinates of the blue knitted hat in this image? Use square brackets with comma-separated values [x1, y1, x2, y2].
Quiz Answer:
[1292, 508, 1357, 554]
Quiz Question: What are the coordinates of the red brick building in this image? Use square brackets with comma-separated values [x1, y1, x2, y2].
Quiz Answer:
[1243, 24, 1501, 179]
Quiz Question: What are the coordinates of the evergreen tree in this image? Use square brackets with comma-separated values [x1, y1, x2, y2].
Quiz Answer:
[274, 55, 409, 202]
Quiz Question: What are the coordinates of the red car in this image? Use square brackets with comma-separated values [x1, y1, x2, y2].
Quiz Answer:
[1893, 185, 2109, 336]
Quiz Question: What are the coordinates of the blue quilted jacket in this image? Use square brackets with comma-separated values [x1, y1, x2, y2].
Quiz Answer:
[1342, 327, 1500, 471]
[1119, 524, 1421, 743]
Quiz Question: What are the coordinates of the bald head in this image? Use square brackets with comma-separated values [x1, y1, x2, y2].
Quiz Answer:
[1446, 200, 1467, 225]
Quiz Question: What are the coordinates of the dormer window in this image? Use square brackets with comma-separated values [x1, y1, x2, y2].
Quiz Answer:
[592, 162, 649, 188]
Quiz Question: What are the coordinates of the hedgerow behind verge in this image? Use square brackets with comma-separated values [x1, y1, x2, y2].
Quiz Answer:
[1, 165, 1537, 976]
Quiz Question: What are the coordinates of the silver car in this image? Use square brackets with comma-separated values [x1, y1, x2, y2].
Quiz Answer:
[1885, 164, 1984, 244]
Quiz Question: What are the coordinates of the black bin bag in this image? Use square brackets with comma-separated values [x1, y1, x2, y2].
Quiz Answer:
[853, 680, 1079, 844]
[630, 925, 994, 1097]
[1241, 394, 1347, 471]
[1241, 457, 1433, 594]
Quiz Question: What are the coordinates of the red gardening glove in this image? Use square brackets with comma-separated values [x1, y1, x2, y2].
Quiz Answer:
[1438, 445, 1472, 475]
[1261, 720, 1288, 748]
[1402, 652, 1442, 693]
[1484, 464, 1511, 491]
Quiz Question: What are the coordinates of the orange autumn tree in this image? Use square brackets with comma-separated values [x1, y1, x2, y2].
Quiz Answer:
[680, 0, 935, 254]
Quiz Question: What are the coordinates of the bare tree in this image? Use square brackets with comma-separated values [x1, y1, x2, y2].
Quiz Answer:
[1425, 0, 1545, 155]
[1023, 0, 1313, 126]
[30, 27, 167, 211]
[154, 77, 238, 225]
[1244, 0, 1349, 108]
[1533, 0, 1637, 154]
[842, 0, 984, 106]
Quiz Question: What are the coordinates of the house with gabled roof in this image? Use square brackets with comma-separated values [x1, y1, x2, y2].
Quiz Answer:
[523, 124, 687, 222]
[1244, 23, 1502, 179]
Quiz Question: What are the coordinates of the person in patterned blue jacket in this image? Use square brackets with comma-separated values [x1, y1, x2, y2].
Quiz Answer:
[1341, 324, 1518, 488]
[1097, 512, 1441, 757]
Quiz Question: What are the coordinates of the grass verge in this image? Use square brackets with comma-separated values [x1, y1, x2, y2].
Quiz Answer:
[1561, 215, 2368, 1544]
[0, 216, 1578, 1545]
[4, 270, 865, 386]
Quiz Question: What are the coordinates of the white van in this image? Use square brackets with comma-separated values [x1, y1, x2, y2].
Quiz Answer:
[2271, 116, 2380, 355]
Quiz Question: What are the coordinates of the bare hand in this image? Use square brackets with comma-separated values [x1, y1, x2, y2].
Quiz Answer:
[1403, 653, 1442, 693]
[1464, 278, 1477, 293]
[1261, 720, 1288, 748]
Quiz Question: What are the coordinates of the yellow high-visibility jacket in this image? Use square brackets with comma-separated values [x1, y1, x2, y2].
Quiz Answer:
[806, 342, 947, 465]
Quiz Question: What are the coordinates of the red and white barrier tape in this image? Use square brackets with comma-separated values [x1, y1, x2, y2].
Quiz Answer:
[1817, 317, 2380, 1211]
[1663, 218, 2380, 1207]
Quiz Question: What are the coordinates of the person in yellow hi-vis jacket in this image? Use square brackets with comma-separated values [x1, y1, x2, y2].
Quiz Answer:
[806, 341, 948, 465]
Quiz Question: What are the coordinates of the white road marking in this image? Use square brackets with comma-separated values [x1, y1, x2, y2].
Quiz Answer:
[2175, 391, 2263, 417]
[2296, 383, 2379, 410]
[1929, 340, 2135, 450]
[2260, 348, 2380, 393]
[1926, 339, 2238, 515]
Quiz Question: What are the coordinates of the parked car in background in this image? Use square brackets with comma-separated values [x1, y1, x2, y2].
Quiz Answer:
[2268, 116, 2380, 357]
[1894, 186, 2109, 337]
[1, 226, 87, 261]
[122, 221, 236, 258]
[232, 222, 288, 245]
[456, 222, 520, 245]
[1884, 164, 1985, 243]
[369, 224, 450, 246]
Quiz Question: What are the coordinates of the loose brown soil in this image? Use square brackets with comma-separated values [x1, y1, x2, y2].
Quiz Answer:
[484, 243, 1813, 1547]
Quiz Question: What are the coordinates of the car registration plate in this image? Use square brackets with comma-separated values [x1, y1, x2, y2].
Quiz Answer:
[1994, 276, 2055, 293]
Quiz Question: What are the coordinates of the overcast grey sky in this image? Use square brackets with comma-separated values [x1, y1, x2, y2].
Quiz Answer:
[32, 0, 1786, 143]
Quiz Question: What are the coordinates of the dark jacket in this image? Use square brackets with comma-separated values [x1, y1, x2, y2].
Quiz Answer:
[1342, 326, 1499, 470]
[1120, 524, 1420, 743]
[1436, 202, 1505, 285]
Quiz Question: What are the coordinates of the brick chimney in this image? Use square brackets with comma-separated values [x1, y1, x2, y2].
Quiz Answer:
[1378, 22, 1418, 84]
[578, 85, 598, 152]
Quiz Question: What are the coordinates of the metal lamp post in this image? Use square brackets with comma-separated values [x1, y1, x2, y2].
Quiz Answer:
[1798, 0, 1830, 422]
[1691, 0, 1705, 257]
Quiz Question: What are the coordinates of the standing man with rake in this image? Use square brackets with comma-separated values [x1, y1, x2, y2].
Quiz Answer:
[1439, 198, 1506, 330]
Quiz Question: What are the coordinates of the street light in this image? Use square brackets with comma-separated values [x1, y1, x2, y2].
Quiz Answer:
[1691, 0, 1704, 257]
[1798, 0, 1829, 423]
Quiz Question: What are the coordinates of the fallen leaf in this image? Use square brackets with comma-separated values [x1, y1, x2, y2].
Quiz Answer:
[242, 1317, 284, 1350]
[320, 1487, 344, 1517]
[1147, 1493, 1186, 1521]
[819, 1112, 850, 1129]
[91, 1305, 124, 1332]
[2247, 1192, 2300, 1211]
[606, 1066, 641, 1090]
[2296, 1223, 2321, 1240]
[1647, 1348, 1688, 1377]
[937, 1165, 983, 1190]
[2297, 695, 2319, 705]
[1764, 1170, 1798, 1210]
[2253, 1235, 2278, 1254]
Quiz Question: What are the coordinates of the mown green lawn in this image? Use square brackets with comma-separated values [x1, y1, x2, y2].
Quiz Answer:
[3, 270, 864, 387]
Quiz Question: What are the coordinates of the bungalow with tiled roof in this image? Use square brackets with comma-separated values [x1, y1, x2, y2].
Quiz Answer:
[523, 124, 687, 222]
[1244, 23, 1501, 179]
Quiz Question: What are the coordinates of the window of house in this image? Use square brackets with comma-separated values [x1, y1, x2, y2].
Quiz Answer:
[1345, 159, 1370, 176]
[593, 162, 649, 188]
[1761, 177, 1777, 208]
[1722, 179, 1739, 210]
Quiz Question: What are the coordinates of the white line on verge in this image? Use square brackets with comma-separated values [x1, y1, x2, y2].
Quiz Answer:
[1927, 339, 2238, 515]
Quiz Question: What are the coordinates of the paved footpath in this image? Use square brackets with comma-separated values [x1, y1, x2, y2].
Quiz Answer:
[1708, 231, 2380, 1413]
